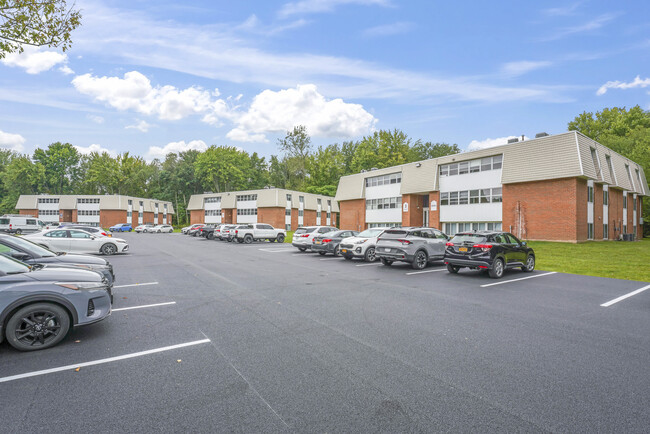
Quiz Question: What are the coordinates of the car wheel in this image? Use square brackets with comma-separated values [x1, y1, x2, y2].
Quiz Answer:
[237, 238, 244, 244]
[244, 235, 253, 244]
[412, 251, 428, 270]
[334, 245, 341, 256]
[446, 264, 460, 274]
[6, 303, 70, 351]
[143, 229, 147, 233]
[380, 257, 393, 266]
[298, 247, 306, 252]
[207, 233, 213, 240]
[101, 243, 118, 255]
[489, 258, 505, 279]
[129, 229, 132, 232]
[318, 251, 326, 256]
[364, 247, 376, 262]
[15, 229, 22, 235]
[277, 234, 285, 243]
[522, 255, 535, 272]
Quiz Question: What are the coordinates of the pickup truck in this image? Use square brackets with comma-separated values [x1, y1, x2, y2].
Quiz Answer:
[233, 223, 286, 244]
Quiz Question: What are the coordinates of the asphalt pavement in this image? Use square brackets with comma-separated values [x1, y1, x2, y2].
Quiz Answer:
[0, 233, 648, 433]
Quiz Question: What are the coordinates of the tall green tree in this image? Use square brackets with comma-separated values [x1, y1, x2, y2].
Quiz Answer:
[278, 125, 312, 190]
[195, 146, 251, 192]
[32, 141, 80, 194]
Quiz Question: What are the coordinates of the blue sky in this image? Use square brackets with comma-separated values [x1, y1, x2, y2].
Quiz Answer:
[1, 0, 649, 159]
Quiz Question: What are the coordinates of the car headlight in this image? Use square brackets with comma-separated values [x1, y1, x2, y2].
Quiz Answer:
[353, 239, 367, 244]
[56, 282, 104, 290]
[115, 240, 127, 243]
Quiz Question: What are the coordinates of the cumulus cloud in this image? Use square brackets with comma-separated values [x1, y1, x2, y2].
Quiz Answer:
[0, 129, 26, 152]
[147, 140, 208, 160]
[597, 75, 650, 95]
[501, 61, 553, 77]
[468, 135, 528, 151]
[74, 143, 117, 157]
[125, 119, 153, 132]
[279, 0, 391, 17]
[72, 71, 233, 123]
[227, 84, 376, 142]
[87, 114, 105, 124]
[59, 65, 75, 75]
[0, 46, 68, 74]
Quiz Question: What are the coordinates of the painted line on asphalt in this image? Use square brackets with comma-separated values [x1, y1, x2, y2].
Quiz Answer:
[0, 339, 211, 384]
[113, 282, 159, 288]
[406, 268, 447, 275]
[112, 302, 176, 312]
[601, 284, 650, 307]
[356, 263, 382, 267]
[258, 248, 294, 253]
[480, 271, 557, 287]
[320, 257, 342, 261]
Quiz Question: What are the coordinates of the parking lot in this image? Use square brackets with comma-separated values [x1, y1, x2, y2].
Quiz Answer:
[1, 232, 649, 432]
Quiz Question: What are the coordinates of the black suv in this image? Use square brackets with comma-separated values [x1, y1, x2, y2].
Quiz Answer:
[444, 231, 535, 278]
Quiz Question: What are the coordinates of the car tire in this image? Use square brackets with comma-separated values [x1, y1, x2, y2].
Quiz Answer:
[298, 247, 306, 252]
[318, 251, 326, 256]
[489, 258, 505, 279]
[411, 250, 428, 270]
[334, 245, 341, 256]
[207, 233, 213, 240]
[277, 234, 285, 243]
[380, 257, 393, 266]
[446, 264, 460, 274]
[6, 302, 70, 351]
[15, 229, 22, 235]
[237, 238, 244, 244]
[244, 235, 253, 244]
[101, 243, 118, 255]
[522, 255, 535, 272]
[364, 247, 376, 262]
[129, 229, 132, 232]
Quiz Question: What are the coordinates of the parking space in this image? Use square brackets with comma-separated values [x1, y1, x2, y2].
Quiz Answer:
[1, 232, 648, 432]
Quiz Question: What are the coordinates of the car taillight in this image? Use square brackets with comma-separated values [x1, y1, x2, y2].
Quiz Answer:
[397, 239, 412, 245]
[322, 239, 332, 243]
[235, 230, 238, 234]
[445, 242, 454, 247]
[299, 234, 309, 238]
[473, 244, 493, 252]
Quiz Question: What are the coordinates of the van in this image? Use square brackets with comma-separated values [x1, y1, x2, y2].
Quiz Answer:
[0, 215, 45, 234]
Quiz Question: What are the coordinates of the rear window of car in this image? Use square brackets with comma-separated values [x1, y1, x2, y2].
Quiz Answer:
[0, 218, 9, 225]
[381, 230, 408, 238]
[450, 234, 488, 244]
[295, 227, 316, 234]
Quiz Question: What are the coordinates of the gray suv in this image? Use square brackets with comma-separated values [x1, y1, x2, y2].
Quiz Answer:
[376, 227, 449, 269]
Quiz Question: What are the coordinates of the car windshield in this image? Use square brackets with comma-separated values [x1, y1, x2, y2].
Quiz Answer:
[295, 227, 316, 234]
[3, 235, 57, 257]
[357, 228, 385, 238]
[0, 254, 30, 274]
[450, 234, 488, 244]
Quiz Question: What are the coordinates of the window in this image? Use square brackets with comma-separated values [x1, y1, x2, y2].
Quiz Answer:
[139, 201, 143, 207]
[587, 223, 594, 240]
[623, 195, 627, 209]
[204, 197, 221, 204]
[127, 211, 132, 217]
[469, 160, 480, 173]
[299, 196, 304, 203]
[38, 198, 60, 204]
[449, 192, 458, 205]
[603, 224, 608, 239]
[492, 155, 502, 169]
[491, 188, 502, 203]
[449, 164, 458, 176]
[481, 158, 492, 171]
[285, 208, 291, 216]
[439, 165, 448, 176]
[38, 210, 58, 216]
[625, 164, 635, 190]
[26, 219, 36, 225]
[78, 210, 100, 216]
[70, 230, 91, 239]
[636, 169, 645, 194]
[364, 173, 402, 187]
[327, 200, 331, 207]
[633, 197, 637, 211]
[285, 224, 291, 231]
[128, 200, 132, 205]
[204, 210, 220, 216]
[603, 190, 608, 206]
[469, 190, 479, 204]
[590, 148, 601, 178]
[480, 189, 491, 204]
[236, 208, 258, 216]
[440, 192, 449, 206]
[458, 162, 469, 175]
[605, 155, 616, 184]
[317, 199, 321, 206]
[459, 191, 468, 205]
[365, 197, 402, 210]
[298, 209, 304, 217]
[76, 198, 99, 204]
[286, 194, 292, 201]
[623, 224, 627, 234]
[236, 194, 258, 201]
[587, 185, 594, 203]
[45, 230, 67, 238]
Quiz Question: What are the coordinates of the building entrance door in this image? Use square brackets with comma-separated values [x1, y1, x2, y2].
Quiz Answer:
[422, 195, 429, 227]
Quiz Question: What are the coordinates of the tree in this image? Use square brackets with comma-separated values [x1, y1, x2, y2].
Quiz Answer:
[278, 125, 312, 189]
[0, 0, 82, 59]
[195, 146, 250, 192]
[32, 142, 80, 194]
[411, 142, 461, 160]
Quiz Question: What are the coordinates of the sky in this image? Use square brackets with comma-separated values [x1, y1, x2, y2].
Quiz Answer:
[0, 0, 649, 160]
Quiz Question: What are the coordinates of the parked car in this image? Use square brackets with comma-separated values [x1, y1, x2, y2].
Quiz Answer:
[444, 231, 535, 278]
[25, 228, 129, 256]
[312, 230, 359, 255]
[376, 227, 449, 270]
[188, 224, 205, 237]
[181, 224, 203, 235]
[0, 215, 45, 234]
[59, 224, 111, 237]
[220, 225, 238, 242]
[234, 223, 286, 244]
[152, 224, 174, 233]
[109, 223, 132, 232]
[0, 234, 115, 285]
[212, 224, 229, 240]
[199, 224, 216, 239]
[340, 227, 391, 262]
[135, 224, 154, 233]
[292, 226, 338, 252]
[0, 254, 112, 351]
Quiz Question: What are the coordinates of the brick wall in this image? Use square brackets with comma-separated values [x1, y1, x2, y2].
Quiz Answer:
[71, 209, 78, 223]
[340, 199, 366, 231]
[100, 210, 127, 229]
[304, 209, 317, 227]
[61, 209, 72, 223]
[190, 210, 203, 225]
[291, 208, 298, 230]
[257, 207, 285, 229]
[141, 212, 154, 224]
[19, 209, 38, 217]
[401, 194, 424, 227]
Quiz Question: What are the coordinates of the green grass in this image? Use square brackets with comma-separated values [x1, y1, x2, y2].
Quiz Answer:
[527, 238, 650, 282]
[284, 231, 294, 243]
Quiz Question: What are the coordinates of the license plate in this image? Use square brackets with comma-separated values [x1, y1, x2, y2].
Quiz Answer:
[459, 247, 468, 252]
[315, 241, 321, 244]
[341, 249, 347, 253]
[384, 248, 390, 252]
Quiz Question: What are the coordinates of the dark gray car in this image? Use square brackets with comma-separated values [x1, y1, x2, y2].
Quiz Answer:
[0, 255, 112, 351]
[376, 227, 449, 269]
[0, 234, 115, 285]
[311, 230, 359, 256]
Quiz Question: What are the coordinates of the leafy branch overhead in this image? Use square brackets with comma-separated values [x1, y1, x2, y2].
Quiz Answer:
[0, 0, 81, 58]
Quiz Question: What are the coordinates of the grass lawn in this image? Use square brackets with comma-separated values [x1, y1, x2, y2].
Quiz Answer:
[528, 238, 650, 282]
[284, 231, 294, 243]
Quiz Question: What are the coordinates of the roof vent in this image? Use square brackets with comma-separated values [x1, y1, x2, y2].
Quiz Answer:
[535, 132, 549, 138]
[371, 167, 378, 171]
[507, 138, 519, 144]
[203, 191, 213, 194]
[360, 169, 367, 173]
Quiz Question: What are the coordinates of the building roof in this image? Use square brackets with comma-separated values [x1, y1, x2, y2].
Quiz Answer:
[15, 195, 175, 213]
[335, 131, 649, 201]
[186, 188, 339, 212]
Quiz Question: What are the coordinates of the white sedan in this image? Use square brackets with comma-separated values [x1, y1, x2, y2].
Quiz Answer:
[152, 224, 174, 233]
[25, 228, 129, 256]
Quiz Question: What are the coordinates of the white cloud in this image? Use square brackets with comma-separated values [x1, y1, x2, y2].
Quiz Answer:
[72, 71, 233, 122]
[597, 75, 650, 95]
[501, 61, 553, 77]
[238, 14, 308, 35]
[542, 3, 582, 17]
[0, 46, 68, 74]
[541, 13, 619, 41]
[74, 143, 117, 157]
[147, 140, 208, 160]
[279, 0, 391, 18]
[125, 119, 153, 132]
[363, 21, 413, 38]
[59, 65, 75, 75]
[0, 129, 26, 152]
[468, 135, 528, 151]
[227, 84, 377, 142]
[87, 114, 105, 124]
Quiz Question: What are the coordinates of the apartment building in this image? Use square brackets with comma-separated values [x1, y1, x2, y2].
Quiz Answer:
[16, 195, 175, 228]
[187, 188, 338, 231]
[335, 131, 647, 242]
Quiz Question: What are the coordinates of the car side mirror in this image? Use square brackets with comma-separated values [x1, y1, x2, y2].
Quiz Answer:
[11, 252, 31, 261]
[521, 241, 527, 246]
[90, 236, 96, 240]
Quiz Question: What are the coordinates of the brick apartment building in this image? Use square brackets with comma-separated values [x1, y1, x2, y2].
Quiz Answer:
[187, 189, 338, 231]
[15, 195, 175, 228]
[335, 131, 647, 242]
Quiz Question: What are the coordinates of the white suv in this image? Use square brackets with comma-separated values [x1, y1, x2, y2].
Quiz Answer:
[291, 226, 337, 252]
[339, 227, 391, 262]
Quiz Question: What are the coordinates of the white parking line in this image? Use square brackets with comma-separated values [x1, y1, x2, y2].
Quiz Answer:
[113, 282, 159, 288]
[356, 263, 382, 267]
[112, 302, 176, 312]
[405, 268, 446, 275]
[320, 257, 342, 261]
[258, 248, 294, 253]
[480, 271, 557, 287]
[0, 339, 211, 384]
[600, 284, 650, 307]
